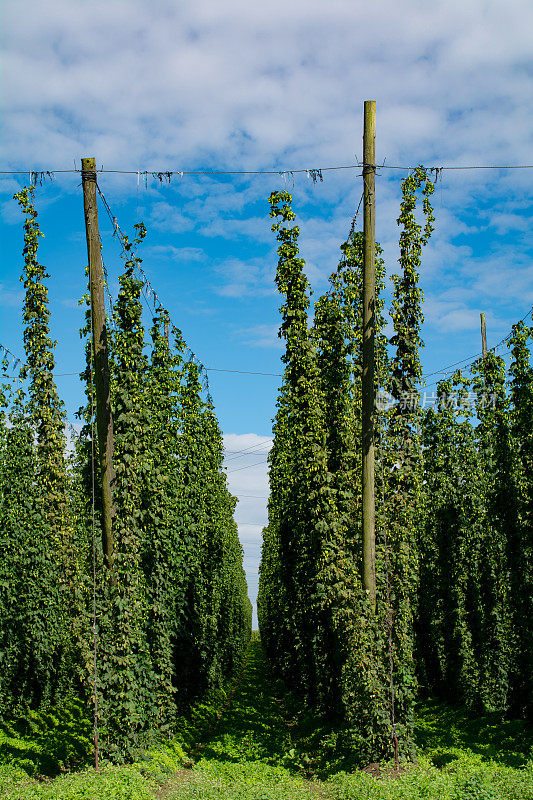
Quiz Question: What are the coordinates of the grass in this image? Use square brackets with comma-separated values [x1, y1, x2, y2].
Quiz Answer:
[1, 635, 533, 799]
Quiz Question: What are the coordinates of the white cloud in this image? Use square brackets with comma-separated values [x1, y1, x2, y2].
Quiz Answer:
[0, 284, 23, 307]
[149, 202, 195, 233]
[146, 244, 207, 262]
[214, 256, 275, 298]
[236, 324, 282, 349]
[2, 0, 533, 170]
[223, 432, 272, 624]
[487, 213, 530, 235]
[424, 297, 485, 334]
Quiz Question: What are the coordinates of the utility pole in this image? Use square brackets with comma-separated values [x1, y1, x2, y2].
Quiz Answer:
[81, 157, 115, 571]
[480, 312, 488, 358]
[362, 100, 376, 608]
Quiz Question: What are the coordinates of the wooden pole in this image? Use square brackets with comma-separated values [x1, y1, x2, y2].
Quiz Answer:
[480, 312, 488, 358]
[362, 101, 376, 607]
[81, 157, 115, 571]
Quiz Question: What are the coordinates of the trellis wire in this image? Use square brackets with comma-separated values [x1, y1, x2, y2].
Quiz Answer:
[1, 161, 533, 181]
[422, 306, 533, 390]
[94, 182, 211, 394]
[2, 307, 532, 386]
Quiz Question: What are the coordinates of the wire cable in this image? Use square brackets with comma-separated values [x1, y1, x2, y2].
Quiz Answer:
[94, 181, 211, 390]
[224, 441, 273, 461]
[226, 458, 269, 474]
[2, 162, 533, 178]
[421, 305, 533, 388]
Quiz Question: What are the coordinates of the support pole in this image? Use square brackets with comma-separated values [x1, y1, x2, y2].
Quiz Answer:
[362, 101, 376, 607]
[81, 157, 115, 571]
[480, 312, 488, 359]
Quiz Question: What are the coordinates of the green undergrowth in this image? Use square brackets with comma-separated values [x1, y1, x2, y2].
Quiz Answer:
[0, 694, 206, 780]
[1, 637, 533, 798]
[415, 697, 533, 770]
[0, 643, 248, 781]
[191, 636, 367, 777]
[0, 700, 92, 778]
[2, 753, 533, 799]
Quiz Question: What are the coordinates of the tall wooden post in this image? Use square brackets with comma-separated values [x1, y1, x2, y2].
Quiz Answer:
[81, 157, 115, 571]
[362, 101, 377, 607]
[480, 312, 488, 358]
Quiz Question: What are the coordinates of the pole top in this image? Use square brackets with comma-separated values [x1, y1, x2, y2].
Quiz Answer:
[81, 157, 97, 181]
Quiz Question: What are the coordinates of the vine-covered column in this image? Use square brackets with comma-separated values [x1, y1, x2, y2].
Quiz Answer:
[386, 167, 435, 753]
[98, 225, 154, 756]
[508, 322, 533, 717]
[0, 188, 75, 714]
[472, 353, 513, 712]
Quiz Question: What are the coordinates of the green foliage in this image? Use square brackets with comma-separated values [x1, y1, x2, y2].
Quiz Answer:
[472, 353, 513, 711]
[415, 697, 533, 770]
[379, 167, 435, 753]
[79, 223, 250, 757]
[94, 224, 155, 756]
[417, 375, 485, 707]
[4, 640, 533, 799]
[0, 700, 92, 777]
[418, 326, 533, 718]
[259, 178, 435, 765]
[0, 187, 79, 718]
[0, 763, 156, 799]
[259, 189, 332, 708]
[507, 322, 533, 717]
[0, 189, 250, 762]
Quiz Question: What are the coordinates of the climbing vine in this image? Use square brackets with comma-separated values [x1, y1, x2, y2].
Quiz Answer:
[508, 322, 533, 716]
[258, 180, 435, 764]
[0, 189, 251, 759]
[0, 187, 78, 717]
[418, 328, 533, 718]
[382, 166, 435, 749]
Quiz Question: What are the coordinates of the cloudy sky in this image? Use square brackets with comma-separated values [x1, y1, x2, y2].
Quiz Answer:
[1, 0, 532, 621]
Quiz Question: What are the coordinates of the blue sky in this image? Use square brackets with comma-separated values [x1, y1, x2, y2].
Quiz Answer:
[1, 0, 532, 620]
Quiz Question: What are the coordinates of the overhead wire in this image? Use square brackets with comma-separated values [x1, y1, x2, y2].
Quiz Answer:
[224, 441, 273, 461]
[207, 367, 282, 377]
[94, 181, 212, 393]
[421, 305, 533, 389]
[226, 458, 269, 474]
[1, 162, 533, 179]
[2, 307, 531, 388]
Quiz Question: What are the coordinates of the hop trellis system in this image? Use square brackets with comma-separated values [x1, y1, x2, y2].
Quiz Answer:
[0, 178, 252, 765]
[0, 101, 532, 769]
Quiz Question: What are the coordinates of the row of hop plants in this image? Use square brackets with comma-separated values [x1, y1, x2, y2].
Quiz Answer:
[258, 169, 436, 765]
[417, 324, 533, 720]
[258, 172, 533, 766]
[0, 187, 252, 762]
